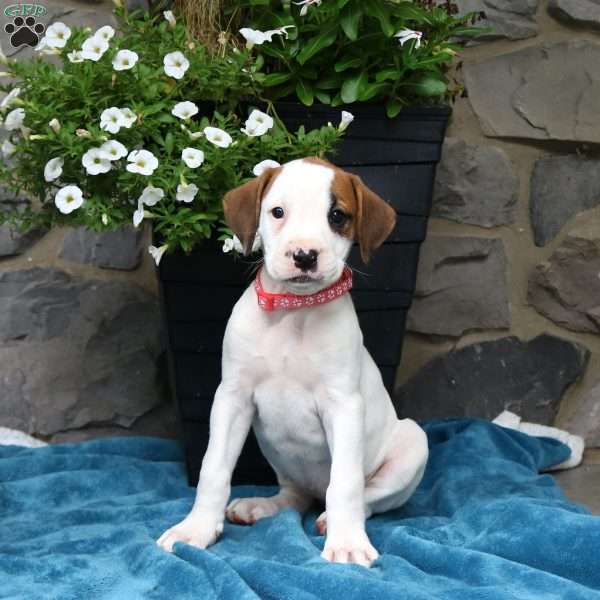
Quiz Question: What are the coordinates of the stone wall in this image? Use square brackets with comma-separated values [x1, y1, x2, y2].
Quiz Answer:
[396, 0, 600, 446]
[0, 1, 598, 445]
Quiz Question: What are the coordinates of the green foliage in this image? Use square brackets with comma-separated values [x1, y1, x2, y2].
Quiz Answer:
[0, 8, 343, 255]
[236, 0, 486, 110]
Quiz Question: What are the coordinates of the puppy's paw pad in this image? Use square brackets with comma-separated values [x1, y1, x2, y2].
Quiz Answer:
[226, 497, 279, 525]
[156, 517, 222, 552]
[322, 532, 379, 567]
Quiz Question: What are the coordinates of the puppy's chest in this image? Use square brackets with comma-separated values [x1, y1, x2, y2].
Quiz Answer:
[253, 312, 322, 384]
[249, 314, 329, 444]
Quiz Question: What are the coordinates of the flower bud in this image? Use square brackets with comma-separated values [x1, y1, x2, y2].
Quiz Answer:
[76, 128, 92, 139]
[48, 118, 61, 133]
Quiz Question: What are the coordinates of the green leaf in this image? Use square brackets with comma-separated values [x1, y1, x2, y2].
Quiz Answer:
[262, 72, 293, 87]
[314, 90, 331, 104]
[334, 56, 363, 73]
[296, 26, 338, 65]
[375, 68, 401, 83]
[386, 98, 403, 118]
[358, 81, 387, 102]
[315, 74, 343, 90]
[296, 79, 315, 106]
[165, 132, 174, 154]
[364, 0, 395, 37]
[331, 93, 344, 107]
[341, 71, 367, 104]
[340, 4, 361, 41]
[406, 74, 447, 97]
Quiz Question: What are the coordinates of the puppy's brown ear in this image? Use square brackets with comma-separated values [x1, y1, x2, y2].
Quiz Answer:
[351, 175, 396, 263]
[223, 168, 280, 255]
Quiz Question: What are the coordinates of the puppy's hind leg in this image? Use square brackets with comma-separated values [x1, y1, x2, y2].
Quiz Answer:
[364, 419, 429, 516]
[316, 419, 428, 534]
[227, 478, 313, 525]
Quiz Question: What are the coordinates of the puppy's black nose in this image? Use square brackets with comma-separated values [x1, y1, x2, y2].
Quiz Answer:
[293, 249, 318, 272]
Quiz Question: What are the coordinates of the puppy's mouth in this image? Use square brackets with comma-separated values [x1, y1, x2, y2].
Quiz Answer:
[286, 275, 323, 284]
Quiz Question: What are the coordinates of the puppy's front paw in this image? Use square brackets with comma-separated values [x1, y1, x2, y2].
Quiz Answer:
[226, 497, 280, 524]
[322, 529, 379, 568]
[156, 515, 223, 552]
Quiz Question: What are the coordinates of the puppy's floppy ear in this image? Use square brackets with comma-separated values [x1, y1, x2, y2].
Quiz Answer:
[223, 167, 279, 255]
[351, 175, 396, 263]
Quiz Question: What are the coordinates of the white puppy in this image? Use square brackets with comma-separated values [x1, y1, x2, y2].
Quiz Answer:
[157, 157, 429, 567]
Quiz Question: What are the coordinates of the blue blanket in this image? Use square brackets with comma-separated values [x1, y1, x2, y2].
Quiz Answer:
[1, 419, 599, 599]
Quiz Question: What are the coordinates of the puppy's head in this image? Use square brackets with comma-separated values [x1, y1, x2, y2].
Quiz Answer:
[223, 157, 396, 294]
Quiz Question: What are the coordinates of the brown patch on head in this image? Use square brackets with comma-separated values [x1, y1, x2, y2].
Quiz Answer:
[330, 167, 396, 262]
[223, 167, 281, 254]
[330, 169, 359, 240]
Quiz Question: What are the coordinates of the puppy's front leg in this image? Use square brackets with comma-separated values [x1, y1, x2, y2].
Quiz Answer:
[321, 392, 379, 567]
[157, 381, 254, 552]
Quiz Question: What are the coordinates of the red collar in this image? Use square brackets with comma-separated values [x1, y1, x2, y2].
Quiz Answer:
[255, 267, 353, 312]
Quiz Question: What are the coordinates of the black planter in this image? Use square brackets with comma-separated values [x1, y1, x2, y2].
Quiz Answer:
[158, 103, 451, 486]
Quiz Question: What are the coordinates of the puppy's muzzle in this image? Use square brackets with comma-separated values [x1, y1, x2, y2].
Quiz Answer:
[293, 248, 319, 272]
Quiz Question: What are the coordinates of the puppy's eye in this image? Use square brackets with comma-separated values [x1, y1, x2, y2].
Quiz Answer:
[328, 208, 348, 227]
[271, 207, 284, 219]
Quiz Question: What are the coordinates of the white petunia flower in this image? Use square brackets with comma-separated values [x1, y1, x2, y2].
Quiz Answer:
[164, 10, 176, 27]
[133, 200, 145, 227]
[82, 148, 111, 175]
[95, 25, 115, 42]
[112, 49, 138, 71]
[35, 37, 62, 55]
[171, 101, 198, 120]
[81, 36, 109, 61]
[1, 139, 15, 157]
[100, 107, 125, 134]
[394, 28, 423, 49]
[163, 51, 189, 79]
[148, 244, 168, 266]
[180, 124, 203, 140]
[48, 118, 61, 133]
[127, 149, 159, 175]
[4, 107, 24, 130]
[338, 110, 354, 132]
[176, 182, 198, 203]
[0, 88, 20, 109]
[67, 50, 84, 63]
[293, 0, 322, 16]
[204, 127, 232, 148]
[120, 107, 137, 128]
[44, 157, 63, 182]
[241, 109, 274, 137]
[100, 139, 127, 160]
[67, 49, 85, 63]
[45, 22, 71, 48]
[239, 26, 295, 49]
[55, 185, 84, 214]
[252, 159, 280, 176]
[139, 185, 164, 206]
[101, 213, 109, 226]
[223, 233, 261, 253]
[181, 147, 205, 168]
